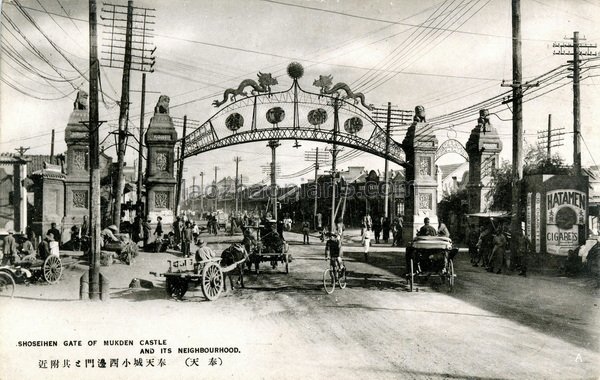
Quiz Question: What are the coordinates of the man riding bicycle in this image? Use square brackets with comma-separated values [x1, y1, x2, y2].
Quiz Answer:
[325, 232, 345, 275]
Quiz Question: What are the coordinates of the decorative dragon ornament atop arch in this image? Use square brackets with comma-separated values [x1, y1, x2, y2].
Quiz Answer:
[312, 75, 374, 111]
[212, 72, 279, 107]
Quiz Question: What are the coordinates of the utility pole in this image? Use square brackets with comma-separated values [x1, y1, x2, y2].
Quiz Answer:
[234, 157, 241, 215]
[136, 72, 146, 206]
[329, 97, 342, 234]
[175, 116, 187, 214]
[371, 104, 412, 219]
[501, 0, 538, 267]
[88, 0, 102, 301]
[192, 175, 196, 214]
[547, 114, 551, 157]
[383, 102, 392, 218]
[199, 171, 204, 214]
[267, 140, 281, 220]
[214, 166, 219, 212]
[112, 0, 133, 226]
[537, 116, 565, 156]
[313, 148, 320, 229]
[553, 31, 597, 176]
[50, 129, 55, 160]
[304, 148, 327, 229]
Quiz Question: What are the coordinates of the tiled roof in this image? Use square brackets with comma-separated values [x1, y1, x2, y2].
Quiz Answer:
[23, 155, 64, 176]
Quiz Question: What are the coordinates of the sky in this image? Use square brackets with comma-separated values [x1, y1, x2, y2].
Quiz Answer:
[1, 0, 599, 190]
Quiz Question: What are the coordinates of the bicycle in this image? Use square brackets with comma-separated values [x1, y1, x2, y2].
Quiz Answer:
[323, 256, 347, 294]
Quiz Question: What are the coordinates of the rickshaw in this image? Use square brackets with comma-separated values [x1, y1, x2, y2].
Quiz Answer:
[405, 236, 458, 292]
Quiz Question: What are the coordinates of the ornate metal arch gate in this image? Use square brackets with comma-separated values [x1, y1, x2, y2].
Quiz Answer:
[181, 62, 406, 166]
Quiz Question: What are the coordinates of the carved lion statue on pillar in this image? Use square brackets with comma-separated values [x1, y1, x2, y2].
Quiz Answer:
[73, 90, 88, 110]
[413, 105, 426, 122]
[154, 95, 170, 114]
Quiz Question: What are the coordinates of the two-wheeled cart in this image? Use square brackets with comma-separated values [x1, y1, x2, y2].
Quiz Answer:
[246, 225, 290, 274]
[405, 236, 458, 292]
[150, 254, 247, 301]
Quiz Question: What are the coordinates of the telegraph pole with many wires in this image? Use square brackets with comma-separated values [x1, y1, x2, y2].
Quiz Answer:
[304, 148, 328, 229]
[101, 1, 155, 226]
[553, 31, 597, 176]
[371, 104, 412, 219]
[501, 0, 539, 266]
[214, 166, 219, 212]
[175, 116, 187, 214]
[537, 114, 565, 156]
[199, 171, 204, 215]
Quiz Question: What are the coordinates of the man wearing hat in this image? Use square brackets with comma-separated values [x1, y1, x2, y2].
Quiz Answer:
[100, 225, 120, 248]
[417, 217, 437, 237]
[2, 230, 18, 265]
[325, 232, 345, 274]
[195, 240, 216, 262]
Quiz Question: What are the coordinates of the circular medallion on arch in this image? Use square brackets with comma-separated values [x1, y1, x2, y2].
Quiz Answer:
[308, 108, 328, 127]
[344, 117, 363, 134]
[225, 113, 244, 132]
[287, 62, 304, 80]
[266, 107, 286, 125]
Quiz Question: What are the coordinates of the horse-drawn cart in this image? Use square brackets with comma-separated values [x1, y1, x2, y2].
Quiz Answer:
[150, 246, 248, 301]
[246, 225, 290, 274]
[405, 236, 458, 292]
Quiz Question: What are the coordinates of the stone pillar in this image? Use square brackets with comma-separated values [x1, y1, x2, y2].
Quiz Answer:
[145, 95, 177, 229]
[466, 109, 503, 214]
[401, 106, 439, 242]
[31, 168, 66, 241]
[63, 94, 91, 243]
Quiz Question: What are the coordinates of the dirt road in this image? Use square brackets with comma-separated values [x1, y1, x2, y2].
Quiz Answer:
[1, 231, 598, 379]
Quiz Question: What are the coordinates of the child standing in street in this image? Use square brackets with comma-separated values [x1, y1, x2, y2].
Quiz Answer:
[362, 227, 372, 261]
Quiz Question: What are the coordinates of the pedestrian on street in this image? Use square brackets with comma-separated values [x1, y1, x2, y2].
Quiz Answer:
[478, 226, 493, 269]
[1, 230, 18, 265]
[302, 220, 310, 245]
[142, 218, 151, 250]
[47, 222, 61, 245]
[382, 217, 390, 244]
[173, 216, 182, 249]
[154, 216, 163, 247]
[373, 216, 382, 244]
[362, 227, 372, 261]
[468, 224, 480, 266]
[182, 221, 193, 258]
[192, 222, 200, 244]
[488, 226, 507, 274]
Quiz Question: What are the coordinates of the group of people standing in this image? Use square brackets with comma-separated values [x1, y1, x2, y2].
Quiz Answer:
[468, 223, 529, 276]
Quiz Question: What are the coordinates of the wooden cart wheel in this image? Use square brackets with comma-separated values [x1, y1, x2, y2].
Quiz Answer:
[201, 262, 223, 301]
[447, 259, 455, 292]
[43, 255, 62, 284]
[0, 272, 15, 299]
[165, 277, 187, 300]
[408, 258, 414, 292]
